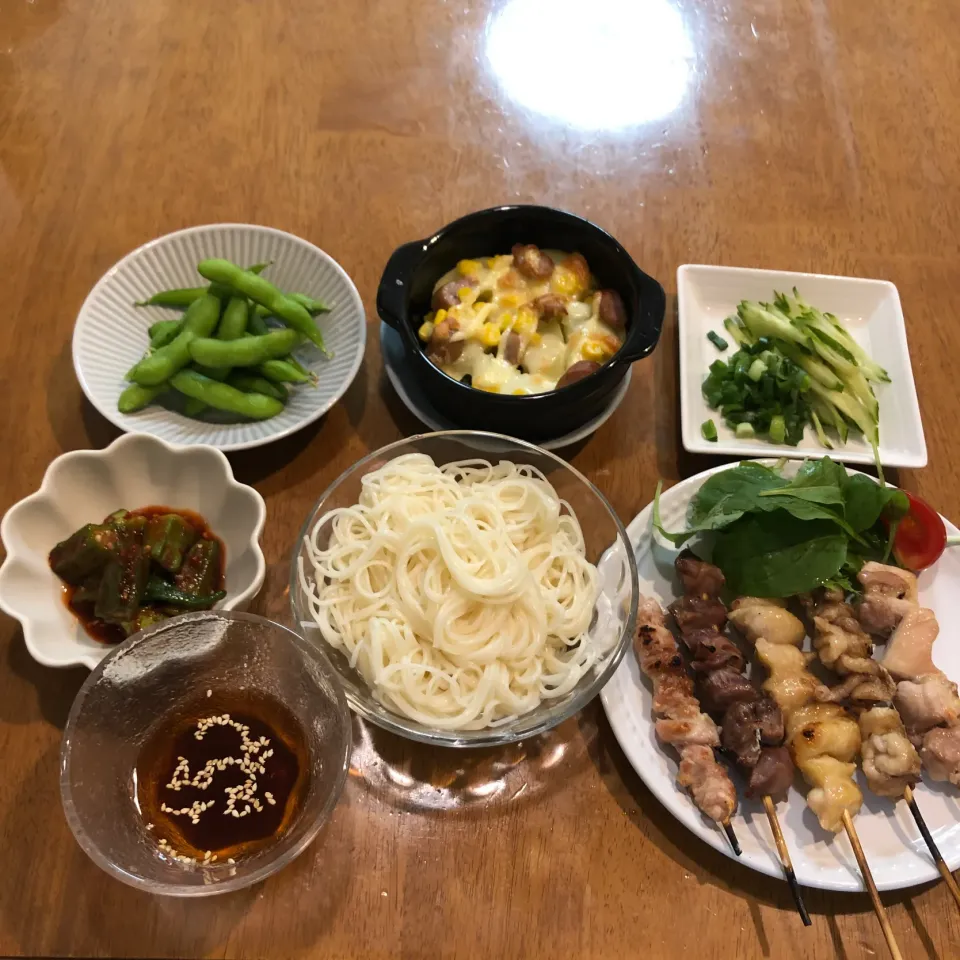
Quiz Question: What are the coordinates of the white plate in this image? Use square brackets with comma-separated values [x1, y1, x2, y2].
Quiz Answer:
[380, 322, 631, 450]
[677, 264, 926, 468]
[599, 461, 960, 892]
[0, 433, 266, 670]
[73, 224, 366, 451]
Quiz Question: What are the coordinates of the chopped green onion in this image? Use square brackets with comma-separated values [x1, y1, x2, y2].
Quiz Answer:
[747, 359, 767, 381]
[706, 331, 729, 352]
[735, 422, 756, 439]
[769, 415, 786, 445]
[701, 419, 718, 441]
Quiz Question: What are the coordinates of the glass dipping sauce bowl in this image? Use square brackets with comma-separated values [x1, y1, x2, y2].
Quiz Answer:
[290, 430, 639, 748]
[60, 611, 351, 896]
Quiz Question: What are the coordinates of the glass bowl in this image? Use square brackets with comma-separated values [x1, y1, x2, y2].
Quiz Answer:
[289, 430, 638, 748]
[60, 611, 351, 896]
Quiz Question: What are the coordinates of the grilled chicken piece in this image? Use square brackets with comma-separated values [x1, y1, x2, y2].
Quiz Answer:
[675, 551, 725, 598]
[634, 598, 737, 824]
[680, 628, 746, 675]
[882, 608, 940, 680]
[815, 668, 896, 706]
[747, 746, 795, 799]
[858, 706, 921, 797]
[787, 703, 863, 832]
[857, 562, 919, 637]
[799, 756, 863, 833]
[728, 597, 806, 648]
[895, 675, 960, 735]
[812, 602, 874, 675]
[677, 745, 738, 823]
[669, 595, 727, 634]
[755, 640, 820, 715]
[920, 726, 960, 786]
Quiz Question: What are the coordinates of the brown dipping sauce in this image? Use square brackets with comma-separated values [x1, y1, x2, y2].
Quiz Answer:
[135, 690, 310, 863]
[61, 505, 224, 645]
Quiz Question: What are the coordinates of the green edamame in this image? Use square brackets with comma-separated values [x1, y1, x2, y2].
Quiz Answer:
[228, 372, 289, 403]
[183, 397, 207, 418]
[118, 383, 166, 413]
[206, 261, 270, 300]
[197, 259, 326, 352]
[189, 328, 301, 368]
[217, 296, 249, 341]
[130, 294, 221, 386]
[149, 319, 183, 349]
[135, 287, 207, 309]
[253, 292, 330, 319]
[248, 310, 270, 336]
[170, 369, 284, 420]
[256, 359, 313, 384]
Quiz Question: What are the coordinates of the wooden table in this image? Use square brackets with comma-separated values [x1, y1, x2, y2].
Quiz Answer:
[2, 0, 959, 956]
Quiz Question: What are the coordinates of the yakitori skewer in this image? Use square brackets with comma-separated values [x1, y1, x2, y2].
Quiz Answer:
[633, 598, 741, 855]
[668, 553, 808, 925]
[852, 563, 960, 910]
[731, 596, 902, 957]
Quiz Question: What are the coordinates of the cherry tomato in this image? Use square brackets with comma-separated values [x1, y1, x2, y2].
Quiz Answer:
[888, 491, 947, 571]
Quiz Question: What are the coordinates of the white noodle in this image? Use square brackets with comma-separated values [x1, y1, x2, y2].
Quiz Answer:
[297, 454, 602, 730]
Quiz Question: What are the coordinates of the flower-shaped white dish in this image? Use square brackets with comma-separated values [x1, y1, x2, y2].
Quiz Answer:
[0, 433, 266, 669]
[73, 223, 367, 451]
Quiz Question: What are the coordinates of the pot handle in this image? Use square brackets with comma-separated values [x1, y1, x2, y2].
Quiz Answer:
[618, 271, 666, 363]
[376, 240, 425, 331]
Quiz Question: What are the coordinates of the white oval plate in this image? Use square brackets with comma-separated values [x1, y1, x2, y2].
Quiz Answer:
[599, 461, 960, 892]
[73, 224, 366, 451]
[380, 322, 631, 450]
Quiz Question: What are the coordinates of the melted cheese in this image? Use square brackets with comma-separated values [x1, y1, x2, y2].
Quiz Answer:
[429, 249, 624, 395]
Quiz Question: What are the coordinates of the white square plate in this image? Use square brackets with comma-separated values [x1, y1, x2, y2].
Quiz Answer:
[677, 264, 927, 467]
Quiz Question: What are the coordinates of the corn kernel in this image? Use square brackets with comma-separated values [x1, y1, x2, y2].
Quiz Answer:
[499, 292, 522, 308]
[434, 309, 448, 325]
[479, 323, 502, 348]
[457, 287, 473, 303]
[485, 258, 497, 269]
[529, 333, 542, 346]
[514, 307, 538, 337]
[418, 321, 435, 342]
[582, 340, 608, 363]
[512, 388, 527, 395]
[457, 259, 481, 278]
[551, 268, 579, 297]
[498, 310, 516, 332]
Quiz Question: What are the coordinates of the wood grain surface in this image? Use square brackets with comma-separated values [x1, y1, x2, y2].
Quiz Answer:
[2, 0, 960, 957]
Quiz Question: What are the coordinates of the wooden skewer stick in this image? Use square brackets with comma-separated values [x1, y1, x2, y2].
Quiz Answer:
[762, 795, 811, 926]
[903, 785, 960, 911]
[841, 810, 903, 960]
[722, 819, 742, 856]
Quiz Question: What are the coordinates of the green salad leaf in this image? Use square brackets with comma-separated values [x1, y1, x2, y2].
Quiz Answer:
[655, 457, 909, 597]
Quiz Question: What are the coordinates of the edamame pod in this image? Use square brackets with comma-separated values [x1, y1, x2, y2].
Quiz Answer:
[189, 328, 301, 368]
[228, 372, 289, 403]
[206, 261, 271, 300]
[197, 259, 326, 352]
[256, 358, 313, 384]
[149, 319, 183, 349]
[253, 292, 330, 319]
[118, 383, 166, 413]
[170, 369, 284, 420]
[130, 294, 220, 386]
[248, 310, 270, 336]
[217, 296, 249, 341]
[135, 287, 206, 308]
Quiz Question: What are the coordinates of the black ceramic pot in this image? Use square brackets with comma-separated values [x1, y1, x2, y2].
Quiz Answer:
[376, 205, 665, 442]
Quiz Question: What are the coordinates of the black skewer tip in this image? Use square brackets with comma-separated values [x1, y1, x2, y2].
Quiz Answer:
[783, 865, 812, 926]
[722, 820, 742, 856]
[905, 792, 945, 865]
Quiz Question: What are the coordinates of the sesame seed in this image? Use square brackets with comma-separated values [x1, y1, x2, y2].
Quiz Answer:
[206, 689, 212, 698]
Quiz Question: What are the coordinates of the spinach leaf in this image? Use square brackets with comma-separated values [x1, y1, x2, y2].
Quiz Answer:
[843, 474, 909, 532]
[712, 511, 848, 597]
[757, 457, 847, 506]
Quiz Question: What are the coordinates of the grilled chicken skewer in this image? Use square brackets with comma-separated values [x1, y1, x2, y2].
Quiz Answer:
[633, 597, 740, 854]
[849, 563, 960, 910]
[668, 554, 808, 925]
[731, 596, 903, 960]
